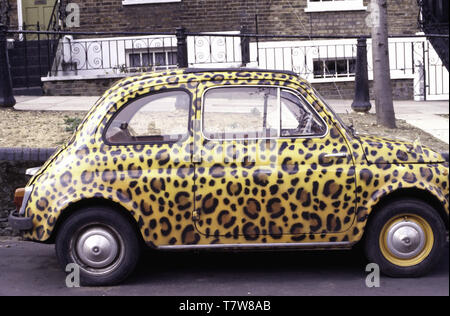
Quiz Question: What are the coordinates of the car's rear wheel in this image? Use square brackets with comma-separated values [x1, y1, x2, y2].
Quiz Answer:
[365, 198, 446, 277]
[55, 206, 140, 286]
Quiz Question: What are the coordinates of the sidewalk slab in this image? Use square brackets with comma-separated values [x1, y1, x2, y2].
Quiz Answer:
[14, 96, 98, 112]
[397, 114, 449, 144]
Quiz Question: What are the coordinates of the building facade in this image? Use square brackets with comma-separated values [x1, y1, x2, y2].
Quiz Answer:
[4, 0, 449, 100]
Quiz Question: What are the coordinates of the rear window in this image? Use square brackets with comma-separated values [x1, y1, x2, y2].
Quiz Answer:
[105, 90, 190, 144]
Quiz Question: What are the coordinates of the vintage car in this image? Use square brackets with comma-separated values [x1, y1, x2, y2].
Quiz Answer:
[9, 69, 449, 286]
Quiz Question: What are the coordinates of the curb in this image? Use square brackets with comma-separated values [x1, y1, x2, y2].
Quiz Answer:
[0, 148, 57, 162]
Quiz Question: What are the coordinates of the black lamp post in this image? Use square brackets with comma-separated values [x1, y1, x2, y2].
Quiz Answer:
[351, 38, 371, 113]
[0, 23, 15, 108]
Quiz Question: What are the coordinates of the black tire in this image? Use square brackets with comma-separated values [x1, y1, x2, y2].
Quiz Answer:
[365, 198, 446, 278]
[55, 206, 141, 286]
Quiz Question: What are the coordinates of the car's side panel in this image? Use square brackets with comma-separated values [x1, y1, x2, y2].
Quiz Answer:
[22, 70, 449, 249]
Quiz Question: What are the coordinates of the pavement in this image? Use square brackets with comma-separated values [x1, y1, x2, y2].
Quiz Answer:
[12, 96, 450, 144]
[0, 238, 448, 296]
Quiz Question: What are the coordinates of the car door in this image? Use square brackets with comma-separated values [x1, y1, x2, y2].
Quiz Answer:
[193, 81, 357, 243]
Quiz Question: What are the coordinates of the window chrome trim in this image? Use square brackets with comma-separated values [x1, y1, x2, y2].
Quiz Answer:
[199, 84, 329, 142]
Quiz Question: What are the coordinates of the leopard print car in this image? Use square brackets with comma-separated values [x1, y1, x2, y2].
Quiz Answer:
[10, 69, 449, 285]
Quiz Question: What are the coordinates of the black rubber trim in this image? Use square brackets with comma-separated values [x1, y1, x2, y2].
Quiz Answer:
[8, 211, 33, 231]
[0, 148, 56, 162]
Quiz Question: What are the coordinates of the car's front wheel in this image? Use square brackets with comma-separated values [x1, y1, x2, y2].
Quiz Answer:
[365, 198, 446, 277]
[55, 206, 141, 286]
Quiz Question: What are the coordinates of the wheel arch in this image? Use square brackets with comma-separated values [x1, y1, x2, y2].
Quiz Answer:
[47, 198, 146, 246]
[367, 188, 449, 231]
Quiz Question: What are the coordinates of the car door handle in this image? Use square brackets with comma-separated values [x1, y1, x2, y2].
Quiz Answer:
[324, 153, 348, 159]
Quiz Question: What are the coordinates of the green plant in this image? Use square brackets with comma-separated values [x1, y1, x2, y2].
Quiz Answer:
[64, 116, 83, 133]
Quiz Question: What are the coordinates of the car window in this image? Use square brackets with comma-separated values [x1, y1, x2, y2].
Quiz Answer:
[203, 87, 279, 140]
[105, 90, 190, 144]
[280, 90, 327, 137]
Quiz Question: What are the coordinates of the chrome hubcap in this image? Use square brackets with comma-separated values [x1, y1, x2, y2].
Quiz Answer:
[75, 227, 120, 269]
[386, 220, 426, 259]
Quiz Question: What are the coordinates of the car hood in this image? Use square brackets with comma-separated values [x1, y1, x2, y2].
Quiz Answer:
[356, 135, 446, 164]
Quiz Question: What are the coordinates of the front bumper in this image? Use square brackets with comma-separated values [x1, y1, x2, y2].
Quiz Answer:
[8, 211, 33, 231]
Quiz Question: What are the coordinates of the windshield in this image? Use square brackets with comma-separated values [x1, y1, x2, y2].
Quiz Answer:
[310, 87, 354, 136]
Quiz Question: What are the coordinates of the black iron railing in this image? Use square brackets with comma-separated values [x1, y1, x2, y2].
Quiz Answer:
[1, 27, 449, 100]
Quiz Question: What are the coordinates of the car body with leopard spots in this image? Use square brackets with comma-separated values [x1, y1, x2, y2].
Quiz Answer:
[9, 68, 449, 285]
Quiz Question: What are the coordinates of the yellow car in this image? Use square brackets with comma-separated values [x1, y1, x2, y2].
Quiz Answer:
[9, 69, 449, 286]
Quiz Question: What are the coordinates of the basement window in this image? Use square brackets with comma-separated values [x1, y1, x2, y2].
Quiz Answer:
[127, 49, 177, 71]
[313, 58, 357, 79]
[122, 0, 181, 5]
[305, 0, 367, 12]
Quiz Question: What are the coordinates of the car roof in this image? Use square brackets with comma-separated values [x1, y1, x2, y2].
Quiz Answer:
[113, 68, 301, 89]
[183, 68, 300, 77]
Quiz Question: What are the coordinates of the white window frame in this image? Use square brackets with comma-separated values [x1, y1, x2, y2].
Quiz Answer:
[122, 0, 181, 5]
[305, 0, 367, 13]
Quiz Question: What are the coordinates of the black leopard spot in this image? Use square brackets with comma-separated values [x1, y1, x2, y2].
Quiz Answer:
[80, 170, 95, 185]
[267, 198, 285, 219]
[402, 172, 417, 184]
[327, 214, 342, 232]
[75, 146, 90, 159]
[244, 198, 261, 220]
[290, 223, 304, 235]
[282, 157, 299, 175]
[359, 169, 373, 186]
[202, 193, 218, 214]
[296, 188, 311, 207]
[156, 149, 170, 165]
[36, 197, 49, 211]
[150, 178, 166, 194]
[268, 222, 283, 239]
[226, 182, 242, 196]
[253, 169, 270, 187]
[323, 180, 343, 199]
[116, 188, 132, 203]
[127, 163, 143, 179]
[60, 171, 72, 187]
[420, 167, 433, 182]
[101, 169, 117, 185]
[218, 210, 236, 229]
[396, 150, 409, 162]
[210, 164, 226, 178]
[181, 225, 200, 245]
[175, 192, 191, 211]
[309, 213, 322, 232]
[159, 217, 172, 236]
[242, 222, 260, 241]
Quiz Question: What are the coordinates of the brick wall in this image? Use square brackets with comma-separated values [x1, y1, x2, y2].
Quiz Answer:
[64, 0, 419, 36]
[314, 79, 414, 100]
[6, 1, 420, 35]
[43, 77, 123, 96]
[0, 148, 55, 236]
[43, 76, 414, 100]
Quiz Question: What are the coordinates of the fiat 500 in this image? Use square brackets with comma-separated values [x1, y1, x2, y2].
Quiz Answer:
[9, 69, 449, 286]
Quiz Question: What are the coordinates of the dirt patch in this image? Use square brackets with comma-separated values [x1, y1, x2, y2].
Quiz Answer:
[438, 114, 449, 119]
[342, 112, 449, 153]
[0, 109, 86, 148]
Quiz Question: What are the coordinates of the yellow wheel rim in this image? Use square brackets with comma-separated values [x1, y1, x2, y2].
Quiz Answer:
[379, 214, 434, 267]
